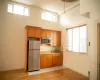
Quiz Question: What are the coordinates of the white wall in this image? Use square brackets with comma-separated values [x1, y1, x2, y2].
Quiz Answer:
[80, 0, 100, 80]
[60, 6, 89, 76]
[0, 0, 61, 71]
[61, 0, 100, 79]
[60, 6, 88, 27]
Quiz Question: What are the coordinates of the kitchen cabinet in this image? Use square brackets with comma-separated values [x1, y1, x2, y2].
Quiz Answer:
[41, 29, 61, 46]
[46, 30, 52, 38]
[56, 31, 61, 46]
[41, 29, 47, 38]
[34, 27, 41, 38]
[25, 26, 61, 71]
[25, 26, 41, 71]
[51, 31, 55, 46]
[40, 53, 63, 69]
[27, 27, 34, 38]
[40, 54, 53, 69]
[51, 31, 61, 46]
[40, 54, 44, 69]
[41, 29, 51, 38]
[52, 53, 63, 66]
[26, 26, 41, 38]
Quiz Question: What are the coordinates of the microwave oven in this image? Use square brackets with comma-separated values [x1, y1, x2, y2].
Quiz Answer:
[42, 38, 51, 44]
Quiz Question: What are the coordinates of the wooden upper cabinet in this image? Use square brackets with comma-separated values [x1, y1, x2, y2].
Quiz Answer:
[56, 31, 61, 46]
[41, 29, 51, 38]
[51, 31, 56, 46]
[41, 29, 61, 46]
[46, 30, 52, 38]
[26, 26, 41, 38]
[34, 27, 41, 38]
[51, 31, 61, 46]
[26, 27, 61, 46]
[27, 27, 34, 38]
[41, 29, 47, 38]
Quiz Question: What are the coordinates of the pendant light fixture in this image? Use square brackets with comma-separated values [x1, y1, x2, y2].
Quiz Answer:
[64, 0, 66, 14]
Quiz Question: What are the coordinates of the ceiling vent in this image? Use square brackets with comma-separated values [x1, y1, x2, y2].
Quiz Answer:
[61, 0, 78, 2]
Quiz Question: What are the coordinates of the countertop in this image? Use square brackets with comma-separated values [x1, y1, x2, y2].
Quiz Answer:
[40, 51, 63, 54]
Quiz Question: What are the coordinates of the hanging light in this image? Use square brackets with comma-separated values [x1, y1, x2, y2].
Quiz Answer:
[60, 0, 70, 26]
[64, 0, 66, 14]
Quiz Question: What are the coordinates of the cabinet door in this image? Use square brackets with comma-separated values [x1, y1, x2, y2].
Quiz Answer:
[46, 30, 52, 38]
[41, 29, 47, 38]
[27, 27, 34, 37]
[40, 54, 45, 69]
[34, 27, 41, 38]
[52, 53, 63, 66]
[51, 31, 61, 46]
[51, 31, 57, 46]
[40, 54, 53, 69]
[51, 31, 54, 46]
[56, 31, 61, 46]
[41, 29, 52, 38]
[45, 54, 53, 67]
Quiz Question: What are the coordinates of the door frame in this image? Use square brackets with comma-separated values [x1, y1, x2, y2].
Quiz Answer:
[97, 23, 100, 80]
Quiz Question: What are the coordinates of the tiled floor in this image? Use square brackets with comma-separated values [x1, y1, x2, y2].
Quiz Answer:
[0, 68, 88, 80]
[28, 66, 64, 75]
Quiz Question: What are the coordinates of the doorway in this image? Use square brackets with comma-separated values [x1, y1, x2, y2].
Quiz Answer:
[97, 23, 100, 80]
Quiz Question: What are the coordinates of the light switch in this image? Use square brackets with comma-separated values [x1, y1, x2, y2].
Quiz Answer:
[88, 42, 90, 46]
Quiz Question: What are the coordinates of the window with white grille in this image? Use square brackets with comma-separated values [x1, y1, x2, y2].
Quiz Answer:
[67, 25, 87, 53]
[8, 3, 29, 16]
[41, 11, 57, 22]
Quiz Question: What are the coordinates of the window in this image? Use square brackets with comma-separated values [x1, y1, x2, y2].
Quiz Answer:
[41, 11, 57, 22]
[7, 3, 29, 16]
[67, 25, 87, 53]
[67, 29, 72, 51]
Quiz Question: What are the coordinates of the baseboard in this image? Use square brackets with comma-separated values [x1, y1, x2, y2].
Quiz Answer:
[0, 68, 25, 72]
[63, 65, 88, 77]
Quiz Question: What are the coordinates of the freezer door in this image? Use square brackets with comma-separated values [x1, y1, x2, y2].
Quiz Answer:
[28, 50, 40, 71]
[29, 40, 40, 50]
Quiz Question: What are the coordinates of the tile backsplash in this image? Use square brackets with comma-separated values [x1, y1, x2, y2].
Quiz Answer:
[40, 45, 62, 52]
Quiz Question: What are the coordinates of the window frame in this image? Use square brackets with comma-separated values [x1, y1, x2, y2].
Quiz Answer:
[7, 3, 29, 16]
[66, 24, 88, 54]
[41, 11, 57, 22]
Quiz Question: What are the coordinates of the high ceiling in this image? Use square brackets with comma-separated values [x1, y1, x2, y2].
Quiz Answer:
[12, 0, 79, 14]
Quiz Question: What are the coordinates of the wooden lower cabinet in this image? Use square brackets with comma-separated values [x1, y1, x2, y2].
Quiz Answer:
[40, 54, 53, 69]
[52, 53, 63, 66]
[40, 53, 63, 69]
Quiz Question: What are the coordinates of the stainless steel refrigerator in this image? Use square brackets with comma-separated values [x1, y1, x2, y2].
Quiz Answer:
[27, 38, 40, 72]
